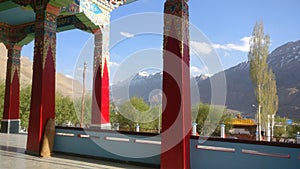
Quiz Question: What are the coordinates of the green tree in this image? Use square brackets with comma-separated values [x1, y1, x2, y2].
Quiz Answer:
[113, 97, 159, 132]
[19, 86, 31, 130]
[110, 103, 118, 124]
[1, 81, 84, 129]
[192, 103, 232, 136]
[192, 103, 209, 129]
[55, 93, 79, 126]
[248, 22, 278, 140]
[261, 69, 278, 129]
[274, 116, 300, 138]
[286, 125, 300, 138]
[273, 116, 287, 137]
[82, 94, 92, 126]
[73, 94, 92, 127]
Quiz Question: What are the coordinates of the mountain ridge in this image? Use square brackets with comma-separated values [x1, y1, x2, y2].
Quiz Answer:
[111, 40, 300, 119]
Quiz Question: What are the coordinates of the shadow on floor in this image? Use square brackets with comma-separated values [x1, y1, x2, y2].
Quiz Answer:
[52, 152, 159, 169]
[0, 145, 26, 153]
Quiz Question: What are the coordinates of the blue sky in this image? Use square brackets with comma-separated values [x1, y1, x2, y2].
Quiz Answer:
[21, 0, 300, 86]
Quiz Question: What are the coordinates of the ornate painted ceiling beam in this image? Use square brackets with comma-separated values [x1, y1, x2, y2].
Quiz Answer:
[0, 22, 34, 46]
[0, 13, 95, 45]
[0, 0, 138, 45]
[57, 14, 95, 32]
[20, 14, 96, 34]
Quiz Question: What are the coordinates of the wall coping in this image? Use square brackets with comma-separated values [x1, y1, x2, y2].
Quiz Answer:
[191, 136, 300, 149]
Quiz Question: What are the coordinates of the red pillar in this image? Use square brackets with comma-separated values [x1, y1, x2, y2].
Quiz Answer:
[161, 0, 191, 169]
[91, 28, 110, 129]
[26, 4, 59, 155]
[1, 44, 22, 134]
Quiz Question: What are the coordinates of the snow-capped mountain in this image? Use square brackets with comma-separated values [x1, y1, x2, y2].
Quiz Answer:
[198, 40, 300, 119]
[112, 40, 300, 119]
[111, 71, 206, 105]
[230, 40, 300, 72]
[269, 40, 300, 69]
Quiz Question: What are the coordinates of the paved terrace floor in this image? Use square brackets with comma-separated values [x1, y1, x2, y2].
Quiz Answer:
[0, 133, 158, 169]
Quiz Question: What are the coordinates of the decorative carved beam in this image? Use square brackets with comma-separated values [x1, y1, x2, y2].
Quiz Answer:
[0, 14, 94, 44]
[0, 22, 28, 45]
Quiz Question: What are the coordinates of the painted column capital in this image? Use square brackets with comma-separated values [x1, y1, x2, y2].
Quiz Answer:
[4, 43, 23, 51]
[164, 0, 189, 17]
[92, 28, 102, 35]
[0, 23, 29, 47]
[4, 44, 22, 79]
[46, 4, 61, 15]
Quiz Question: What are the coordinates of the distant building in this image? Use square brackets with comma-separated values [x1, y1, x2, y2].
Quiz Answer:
[228, 115, 257, 140]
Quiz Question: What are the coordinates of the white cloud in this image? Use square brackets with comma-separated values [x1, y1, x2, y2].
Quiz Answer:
[190, 41, 213, 55]
[190, 66, 209, 77]
[120, 31, 134, 38]
[213, 36, 251, 52]
[109, 61, 120, 68]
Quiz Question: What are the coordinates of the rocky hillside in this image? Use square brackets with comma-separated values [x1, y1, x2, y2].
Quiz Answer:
[0, 43, 82, 96]
[212, 40, 300, 119]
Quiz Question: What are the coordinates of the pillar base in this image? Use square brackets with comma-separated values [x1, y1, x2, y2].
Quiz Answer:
[90, 123, 111, 130]
[1, 119, 20, 134]
[25, 150, 40, 157]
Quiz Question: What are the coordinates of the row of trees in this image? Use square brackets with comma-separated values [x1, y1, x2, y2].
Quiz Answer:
[110, 97, 233, 135]
[274, 116, 300, 138]
[110, 97, 160, 132]
[248, 22, 279, 140]
[192, 103, 233, 136]
[0, 82, 83, 130]
[19, 86, 83, 130]
[0, 81, 232, 135]
[0, 80, 298, 138]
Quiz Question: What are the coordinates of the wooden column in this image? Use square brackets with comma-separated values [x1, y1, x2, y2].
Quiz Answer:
[1, 44, 22, 134]
[161, 0, 191, 168]
[26, 3, 59, 155]
[91, 26, 110, 129]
